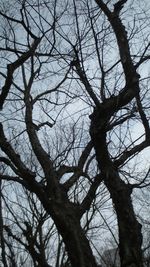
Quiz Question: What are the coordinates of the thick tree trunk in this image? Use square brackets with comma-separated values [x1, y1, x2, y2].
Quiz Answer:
[90, 115, 143, 267]
[38, 192, 98, 267]
[52, 205, 98, 267]
[104, 173, 143, 267]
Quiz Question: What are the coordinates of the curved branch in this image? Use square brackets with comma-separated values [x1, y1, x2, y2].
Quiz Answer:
[0, 124, 36, 179]
[0, 38, 41, 110]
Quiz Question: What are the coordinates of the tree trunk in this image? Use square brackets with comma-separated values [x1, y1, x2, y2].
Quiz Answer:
[53, 206, 97, 267]
[38, 192, 98, 267]
[90, 115, 143, 267]
[105, 173, 143, 267]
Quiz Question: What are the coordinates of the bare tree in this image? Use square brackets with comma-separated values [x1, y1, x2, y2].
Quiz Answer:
[0, 1, 150, 267]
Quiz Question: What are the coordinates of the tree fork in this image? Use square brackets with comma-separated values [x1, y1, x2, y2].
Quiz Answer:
[37, 189, 98, 267]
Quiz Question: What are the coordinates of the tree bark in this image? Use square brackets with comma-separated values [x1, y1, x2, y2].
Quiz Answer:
[90, 112, 143, 267]
[38, 193, 98, 267]
[53, 206, 97, 267]
[105, 173, 143, 267]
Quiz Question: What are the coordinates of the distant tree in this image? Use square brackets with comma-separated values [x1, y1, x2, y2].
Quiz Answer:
[0, 1, 150, 267]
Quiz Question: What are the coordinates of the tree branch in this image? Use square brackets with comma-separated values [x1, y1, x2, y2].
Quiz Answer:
[80, 174, 103, 216]
[0, 124, 36, 179]
[72, 56, 100, 107]
[0, 38, 41, 110]
[114, 140, 150, 167]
